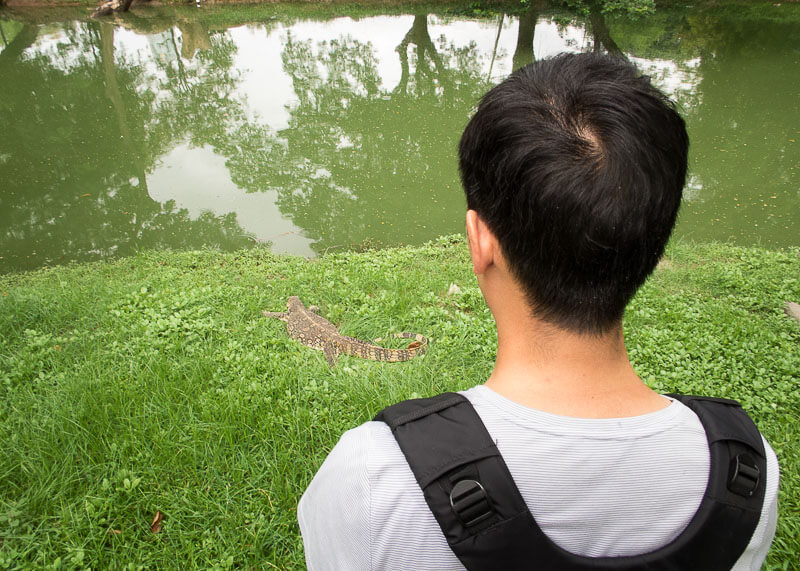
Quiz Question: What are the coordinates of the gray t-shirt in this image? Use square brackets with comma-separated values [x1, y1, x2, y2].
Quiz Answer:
[298, 385, 779, 570]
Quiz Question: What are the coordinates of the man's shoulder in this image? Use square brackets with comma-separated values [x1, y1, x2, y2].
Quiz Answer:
[360, 387, 485, 452]
[330, 389, 489, 492]
[337, 419, 404, 464]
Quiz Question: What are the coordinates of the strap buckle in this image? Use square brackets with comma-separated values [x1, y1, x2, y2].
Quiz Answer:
[449, 479, 493, 527]
[728, 453, 760, 497]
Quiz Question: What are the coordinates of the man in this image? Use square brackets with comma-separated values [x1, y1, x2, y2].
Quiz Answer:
[297, 53, 779, 569]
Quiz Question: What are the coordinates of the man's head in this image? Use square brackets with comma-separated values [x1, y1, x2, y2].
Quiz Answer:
[459, 53, 688, 335]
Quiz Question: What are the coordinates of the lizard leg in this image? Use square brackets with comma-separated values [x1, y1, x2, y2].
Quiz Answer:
[308, 305, 321, 314]
[262, 311, 288, 322]
[323, 342, 339, 368]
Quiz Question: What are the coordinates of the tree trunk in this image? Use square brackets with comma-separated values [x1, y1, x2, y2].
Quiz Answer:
[92, 0, 135, 18]
[176, 20, 211, 60]
[394, 28, 412, 95]
[0, 24, 39, 64]
[513, 5, 538, 71]
[589, 1, 624, 57]
[99, 22, 150, 193]
[488, 14, 504, 80]
[100, 22, 147, 182]
[394, 14, 450, 96]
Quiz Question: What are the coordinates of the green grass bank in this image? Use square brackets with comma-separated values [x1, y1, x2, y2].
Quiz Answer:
[1, 238, 798, 569]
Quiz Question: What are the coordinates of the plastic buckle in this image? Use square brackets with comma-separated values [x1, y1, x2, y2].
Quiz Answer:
[449, 479, 493, 527]
[728, 453, 760, 497]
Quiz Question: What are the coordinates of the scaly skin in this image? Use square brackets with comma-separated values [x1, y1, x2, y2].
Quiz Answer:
[263, 296, 427, 367]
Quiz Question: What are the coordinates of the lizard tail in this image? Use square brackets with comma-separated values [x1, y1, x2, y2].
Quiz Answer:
[392, 332, 428, 348]
[262, 310, 288, 322]
[359, 332, 427, 362]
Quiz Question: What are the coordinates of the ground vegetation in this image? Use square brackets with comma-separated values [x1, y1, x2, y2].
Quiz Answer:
[1, 238, 798, 568]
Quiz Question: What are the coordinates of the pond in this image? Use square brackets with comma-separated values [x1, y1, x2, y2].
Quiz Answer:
[1, 2, 798, 273]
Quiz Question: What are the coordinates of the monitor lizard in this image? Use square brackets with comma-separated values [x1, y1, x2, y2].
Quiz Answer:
[263, 296, 427, 367]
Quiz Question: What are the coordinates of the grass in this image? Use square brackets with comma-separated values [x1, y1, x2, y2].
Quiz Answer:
[0, 237, 798, 569]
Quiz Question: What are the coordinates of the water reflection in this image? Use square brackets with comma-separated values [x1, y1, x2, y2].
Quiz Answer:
[1, 5, 797, 272]
[0, 18, 253, 273]
[149, 144, 315, 255]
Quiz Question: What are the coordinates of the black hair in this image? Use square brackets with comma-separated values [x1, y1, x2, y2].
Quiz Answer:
[459, 53, 689, 334]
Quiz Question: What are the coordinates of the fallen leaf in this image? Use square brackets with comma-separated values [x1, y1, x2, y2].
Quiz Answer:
[107, 529, 121, 535]
[447, 283, 462, 296]
[150, 511, 163, 533]
[406, 342, 422, 350]
[81, 193, 91, 197]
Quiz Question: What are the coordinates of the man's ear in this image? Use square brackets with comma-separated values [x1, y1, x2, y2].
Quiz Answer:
[466, 210, 497, 275]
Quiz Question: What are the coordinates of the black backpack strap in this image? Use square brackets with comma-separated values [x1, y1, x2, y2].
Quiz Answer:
[659, 394, 767, 565]
[374, 392, 540, 569]
[375, 392, 767, 571]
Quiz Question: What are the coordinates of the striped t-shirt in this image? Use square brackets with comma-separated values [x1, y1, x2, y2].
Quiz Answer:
[298, 385, 779, 570]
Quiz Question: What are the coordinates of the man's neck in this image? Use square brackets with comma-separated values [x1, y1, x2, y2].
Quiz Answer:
[485, 305, 669, 419]
[465, 212, 668, 418]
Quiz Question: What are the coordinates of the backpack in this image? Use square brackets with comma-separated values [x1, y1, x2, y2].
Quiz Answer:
[374, 393, 766, 570]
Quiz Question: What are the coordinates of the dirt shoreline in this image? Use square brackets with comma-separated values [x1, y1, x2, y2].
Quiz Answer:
[2, 0, 493, 7]
[0, 0, 507, 24]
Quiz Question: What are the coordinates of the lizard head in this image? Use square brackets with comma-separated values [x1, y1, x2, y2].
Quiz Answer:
[287, 296, 304, 311]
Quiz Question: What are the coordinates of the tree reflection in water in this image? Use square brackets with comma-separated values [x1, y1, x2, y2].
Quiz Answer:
[1, 5, 797, 272]
[269, 14, 487, 254]
[0, 17, 253, 273]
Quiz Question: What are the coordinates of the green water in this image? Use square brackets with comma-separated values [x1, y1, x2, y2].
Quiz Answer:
[1, 3, 798, 273]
